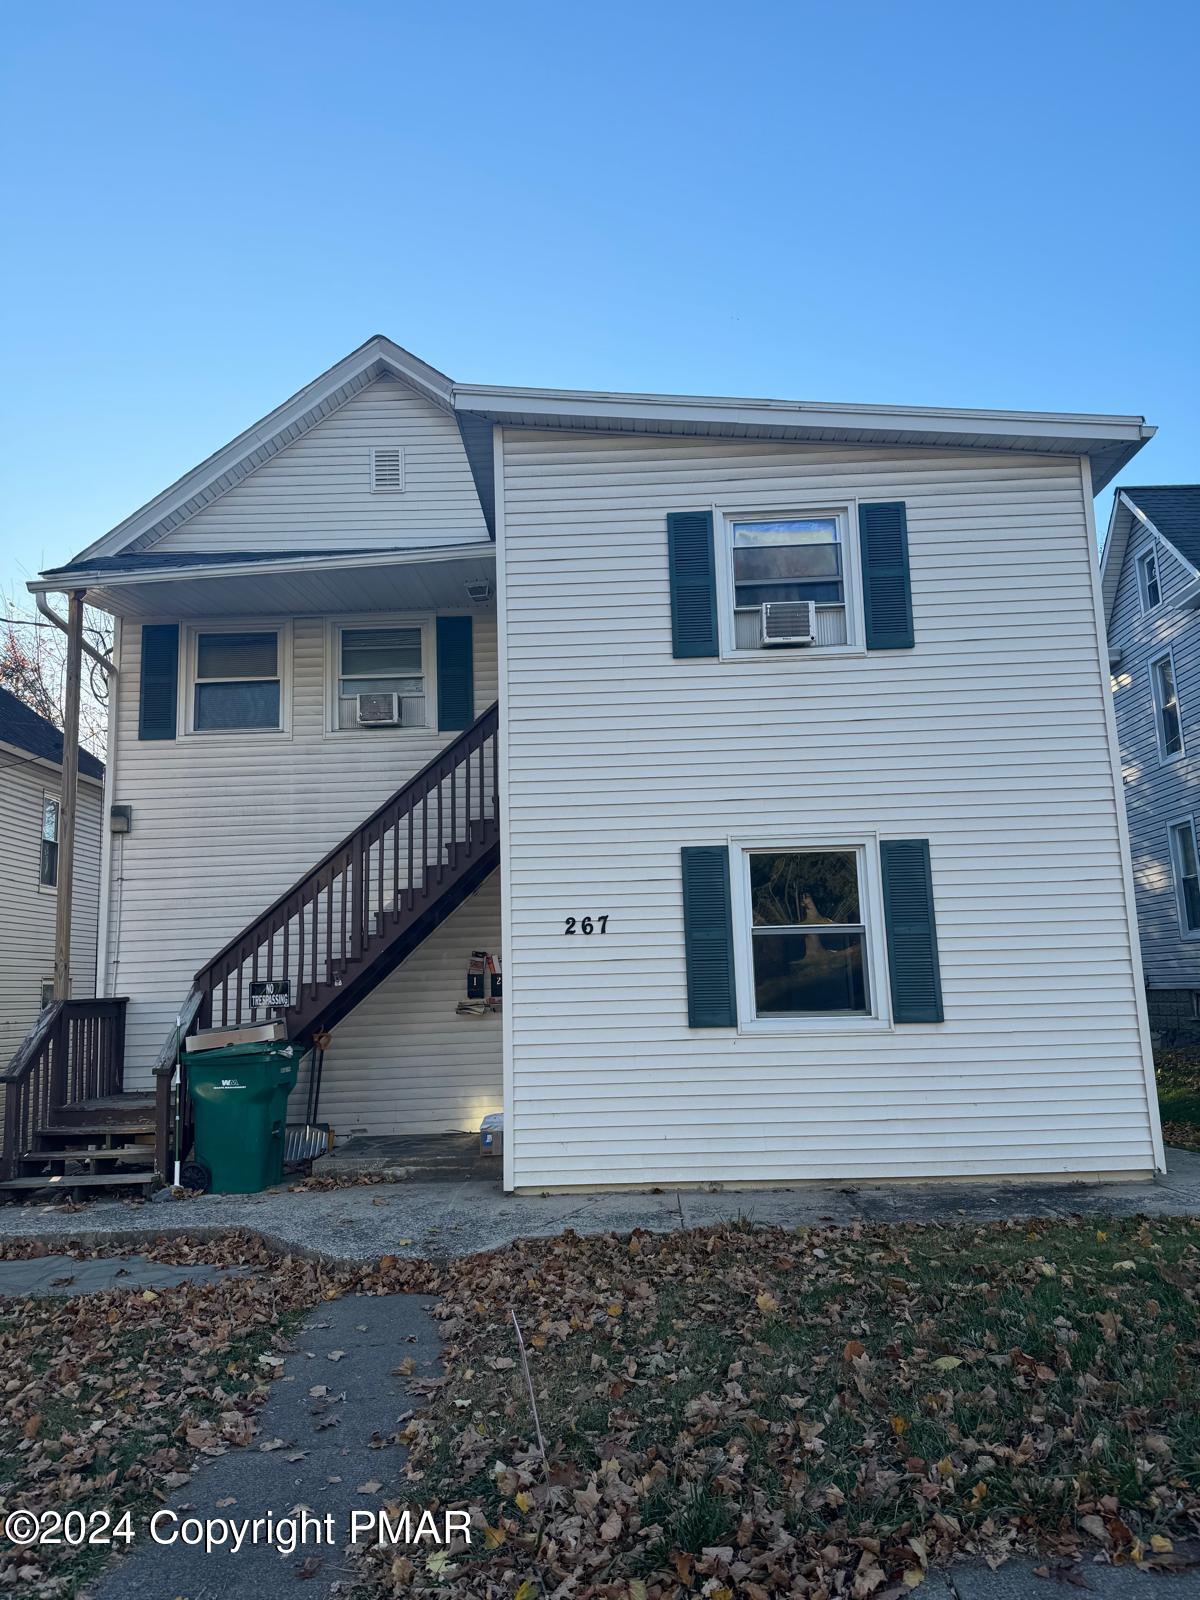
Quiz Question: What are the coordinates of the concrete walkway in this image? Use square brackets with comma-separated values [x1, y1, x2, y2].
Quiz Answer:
[0, 1252, 245, 1297]
[92, 1291, 441, 1599]
[0, 1149, 1197, 1264]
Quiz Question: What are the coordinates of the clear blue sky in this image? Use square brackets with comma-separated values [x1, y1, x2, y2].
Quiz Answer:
[1, 0, 1196, 596]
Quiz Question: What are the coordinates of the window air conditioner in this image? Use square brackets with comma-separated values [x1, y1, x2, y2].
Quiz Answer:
[356, 691, 401, 726]
[759, 600, 816, 647]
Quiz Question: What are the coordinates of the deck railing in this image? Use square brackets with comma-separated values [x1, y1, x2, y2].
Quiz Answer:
[0, 998, 128, 1181]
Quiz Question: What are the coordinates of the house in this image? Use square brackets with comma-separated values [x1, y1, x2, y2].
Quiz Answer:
[0, 686, 103, 1057]
[7, 335, 1165, 1194]
[1102, 486, 1200, 1041]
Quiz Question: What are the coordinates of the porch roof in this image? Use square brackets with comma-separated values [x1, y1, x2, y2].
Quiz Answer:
[28, 543, 496, 619]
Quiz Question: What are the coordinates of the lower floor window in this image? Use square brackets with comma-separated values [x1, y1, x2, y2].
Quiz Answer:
[748, 848, 869, 1015]
[1170, 819, 1200, 934]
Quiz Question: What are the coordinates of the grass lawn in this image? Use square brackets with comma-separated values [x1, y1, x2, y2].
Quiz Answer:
[359, 1215, 1200, 1599]
[1158, 1049, 1200, 1152]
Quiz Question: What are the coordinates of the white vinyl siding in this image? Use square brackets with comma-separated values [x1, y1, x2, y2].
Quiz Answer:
[293, 872, 502, 1136]
[498, 432, 1158, 1189]
[0, 758, 102, 1060]
[1108, 530, 1200, 988]
[103, 610, 498, 1091]
[152, 375, 489, 553]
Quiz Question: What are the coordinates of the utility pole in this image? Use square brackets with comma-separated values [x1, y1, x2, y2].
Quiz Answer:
[53, 589, 85, 1001]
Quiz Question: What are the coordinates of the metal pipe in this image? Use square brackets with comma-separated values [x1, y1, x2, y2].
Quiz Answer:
[34, 591, 116, 676]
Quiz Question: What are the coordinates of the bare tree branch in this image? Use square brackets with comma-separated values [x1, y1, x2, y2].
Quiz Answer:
[0, 592, 112, 758]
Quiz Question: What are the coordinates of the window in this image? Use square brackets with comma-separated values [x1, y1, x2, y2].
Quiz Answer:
[191, 629, 282, 731]
[1151, 652, 1184, 761]
[746, 849, 869, 1016]
[335, 623, 428, 730]
[370, 446, 404, 492]
[1169, 819, 1200, 936]
[727, 513, 851, 650]
[39, 796, 59, 886]
[40, 979, 55, 1009]
[1137, 547, 1161, 613]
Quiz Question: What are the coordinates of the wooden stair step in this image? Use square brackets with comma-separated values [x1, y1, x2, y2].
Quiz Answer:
[41, 1119, 155, 1137]
[25, 1145, 152, 1162]
[0, 1170, 155, 1190]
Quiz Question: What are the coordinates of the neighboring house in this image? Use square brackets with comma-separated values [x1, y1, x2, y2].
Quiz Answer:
[0, 686, 103, 1058]
[1102, 486, 1200, 1040]
[11, 336, 1165, 1193]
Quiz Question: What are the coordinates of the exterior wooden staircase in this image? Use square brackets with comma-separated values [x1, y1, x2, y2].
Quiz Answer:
[0, 999, 156, 1195]
[153, 701, 500, 1179]
[0, 704, 500, 1197]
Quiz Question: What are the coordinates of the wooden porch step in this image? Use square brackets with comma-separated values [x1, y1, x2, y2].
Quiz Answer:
[0, 1170, 155, 1191]
[44, 1093, 156, 1135]
[24, 1145, 152, 1162]
[41, 1119, 155, 1138]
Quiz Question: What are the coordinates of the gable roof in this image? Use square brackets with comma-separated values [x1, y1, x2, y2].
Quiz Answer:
[1120, 486, 1200, 569]
[0, 686, 104, 781]
[71, 337, 459, 563]
[1100, 484, 1200, 627]
[44, 335, 1155, 577]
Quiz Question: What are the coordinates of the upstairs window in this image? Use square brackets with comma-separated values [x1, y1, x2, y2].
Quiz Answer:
[39, 796, 59, 886]
[335, 623, 428, 729]
[1151, 651, 1184, 761]
[1170, 819, 1200, 936]
[1137, 546, 1161, 613]
[746, 848, 869, 1016]
[728, 514, 850, 650]
[191, 629, 282, 731]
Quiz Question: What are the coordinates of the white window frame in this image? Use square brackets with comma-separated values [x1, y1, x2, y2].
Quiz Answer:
[1168, 815, 1200, 941]
[38, 793, 59, 889]
[716, 504, 864, 660]
[1136, 543, 1162, 615]
[1149, 648, 1184, 764]
[182, 620, 291, 738]
[728, 831, 892, 1034]
[325, 614, 436, 736]
[369, 445, 405, 494]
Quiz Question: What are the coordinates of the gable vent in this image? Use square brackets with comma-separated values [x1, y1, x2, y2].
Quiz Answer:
[370, 446, 404, 493]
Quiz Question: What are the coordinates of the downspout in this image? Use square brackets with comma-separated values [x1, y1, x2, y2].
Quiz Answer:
[35, 592, 117, 678]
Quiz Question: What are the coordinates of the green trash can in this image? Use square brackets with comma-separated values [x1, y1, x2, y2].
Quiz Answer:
[184, 1040, 301, 1194]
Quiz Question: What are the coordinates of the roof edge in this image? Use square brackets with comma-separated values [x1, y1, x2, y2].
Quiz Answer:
[70, 337, 456, 565]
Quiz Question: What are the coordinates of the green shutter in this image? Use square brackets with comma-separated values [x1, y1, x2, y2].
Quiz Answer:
[880, 839, 944, 1023]
[681, 846, 738, 1027]
[859, 501, 914, 650]
[436, 616, 474, 730]
[138, 624, 178, 740]
[667, 510, 719, 658]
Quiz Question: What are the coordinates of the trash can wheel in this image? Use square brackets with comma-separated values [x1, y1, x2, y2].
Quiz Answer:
[179, 1159, 211, 1194]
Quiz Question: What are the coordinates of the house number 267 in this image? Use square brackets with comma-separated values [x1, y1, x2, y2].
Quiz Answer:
[564, 916, 608, 935]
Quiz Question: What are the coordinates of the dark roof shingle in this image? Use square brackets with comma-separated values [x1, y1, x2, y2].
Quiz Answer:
[1119, 486, 1200, 571]
[0, 686, 104, 780]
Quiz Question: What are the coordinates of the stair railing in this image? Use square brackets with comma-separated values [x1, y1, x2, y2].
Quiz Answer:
[0, 998, 128, 1181]
[193, 703, 499, 1035]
